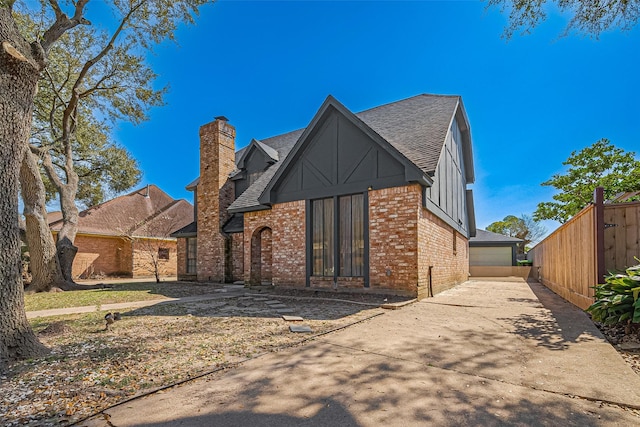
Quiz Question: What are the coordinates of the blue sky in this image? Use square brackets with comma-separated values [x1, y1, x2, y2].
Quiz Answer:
[108, 0, 639, 236]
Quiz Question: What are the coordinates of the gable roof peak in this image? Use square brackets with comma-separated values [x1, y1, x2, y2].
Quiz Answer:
[50, 184, 193, 238]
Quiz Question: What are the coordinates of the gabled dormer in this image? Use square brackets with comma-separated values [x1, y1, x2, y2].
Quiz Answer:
[258, 95, 432, 206]
[231, 138, 280, 199]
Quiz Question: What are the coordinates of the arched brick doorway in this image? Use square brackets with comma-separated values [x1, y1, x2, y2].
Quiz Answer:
[250, 227, 272, 285]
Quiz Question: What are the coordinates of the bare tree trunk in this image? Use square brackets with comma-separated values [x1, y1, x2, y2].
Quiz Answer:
[20, 149, 67, 293]
[0, 8, 49, 369]
[56, 181, 80, 283]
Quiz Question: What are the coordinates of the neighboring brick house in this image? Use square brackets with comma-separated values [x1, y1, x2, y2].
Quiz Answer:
[173, 94, 476, 298]
[49, 185, 193, 279]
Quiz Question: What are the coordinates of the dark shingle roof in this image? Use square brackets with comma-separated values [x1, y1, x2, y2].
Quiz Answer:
[171, 220, 197, 237]
[227, 94, 462, 212]
[229, 129, 303, 212]
[469, 229, 522, 245]
[357, 94, 459, 174]
[222, 213, 244, 234]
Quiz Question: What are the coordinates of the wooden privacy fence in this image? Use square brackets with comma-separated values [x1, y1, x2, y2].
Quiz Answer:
[528, 204, 598, 310]
[604, 200, 640, 273]
[528, 188, 640, 310]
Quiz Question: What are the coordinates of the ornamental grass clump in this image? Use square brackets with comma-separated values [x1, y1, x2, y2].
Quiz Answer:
[587, 262, 640, 326]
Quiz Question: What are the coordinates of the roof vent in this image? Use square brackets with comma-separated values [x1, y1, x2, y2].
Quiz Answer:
[215, 116, 229, 122]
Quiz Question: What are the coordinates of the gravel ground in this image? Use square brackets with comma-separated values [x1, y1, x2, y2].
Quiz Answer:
[1, 292, 389, 426]
[594, 322, 640, 376]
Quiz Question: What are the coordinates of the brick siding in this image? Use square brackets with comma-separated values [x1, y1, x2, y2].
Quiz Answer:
[230, 233, 244, 282]
[71, 234, 180, 279]
[71, 234, 132, 279]
[417, 192, 469, 298]
[196, 119, 236, 282]
[243, 201, 306, 286]
[368, 186, 420, 294]
[132, 238, 178, 277]
[240, 184, 469, 297]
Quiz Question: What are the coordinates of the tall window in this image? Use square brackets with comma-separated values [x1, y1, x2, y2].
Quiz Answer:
[312, 194, 364, 277]
[186, 237, 197, 274]
[313, 198, 334, 276]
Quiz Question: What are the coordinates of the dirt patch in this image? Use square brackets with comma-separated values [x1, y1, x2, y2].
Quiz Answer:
[38, 321, 73, 337]
[1, 293, 385, 426]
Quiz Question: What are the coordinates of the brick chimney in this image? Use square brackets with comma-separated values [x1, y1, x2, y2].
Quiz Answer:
[196, 116, 236, 282]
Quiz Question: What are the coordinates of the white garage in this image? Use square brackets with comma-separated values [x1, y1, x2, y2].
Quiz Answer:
[469, 229, 521, 266]
[470, 246, 513, 266]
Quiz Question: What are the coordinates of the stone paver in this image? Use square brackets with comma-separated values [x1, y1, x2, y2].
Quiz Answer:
[282, 315, 304, 321]
[268, 304, 288, 309]
[289, 325, 313, 333]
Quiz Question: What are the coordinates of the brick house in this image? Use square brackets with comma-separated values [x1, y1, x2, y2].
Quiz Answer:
[50, 185, 193, 279]
[173, 94, 476, 298]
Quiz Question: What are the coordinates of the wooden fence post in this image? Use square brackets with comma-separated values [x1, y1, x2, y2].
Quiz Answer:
[594, 187, 605, 286]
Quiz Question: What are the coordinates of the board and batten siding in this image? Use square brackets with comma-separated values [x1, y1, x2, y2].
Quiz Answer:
[425, 117, 469, 235]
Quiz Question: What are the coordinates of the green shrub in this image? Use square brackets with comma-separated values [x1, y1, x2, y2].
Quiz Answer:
[587, 263, 640, 325]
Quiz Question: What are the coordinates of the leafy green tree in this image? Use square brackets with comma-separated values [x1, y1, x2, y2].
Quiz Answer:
[0, 0, 213, 369]
[20, 3, 165, 286]
[486, 214, 546, 254]
[534, 139, 640, 223]
[487, 0, 640, 38]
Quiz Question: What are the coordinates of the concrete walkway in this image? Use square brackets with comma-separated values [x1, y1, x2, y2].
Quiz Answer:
[81, 279, 640, 426]
[26, 285, 246, 319]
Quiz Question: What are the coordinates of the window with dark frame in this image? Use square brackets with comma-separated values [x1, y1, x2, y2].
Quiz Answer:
[158, 247, 170, 260]
[186, 238, 197, 274]
[312, 194, 364, 277]
[452, 230, 457, 255]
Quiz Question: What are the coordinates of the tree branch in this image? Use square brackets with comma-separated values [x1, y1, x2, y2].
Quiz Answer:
[61, 1, 146, 167]
[40, 0, 91, 53]
[41, 149, 64, 190]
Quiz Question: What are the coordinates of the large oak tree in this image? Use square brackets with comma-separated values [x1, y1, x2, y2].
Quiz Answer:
[1, 0, 213, 370]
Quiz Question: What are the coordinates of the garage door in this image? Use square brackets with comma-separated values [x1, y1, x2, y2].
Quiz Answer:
[470, 246, 512, 266]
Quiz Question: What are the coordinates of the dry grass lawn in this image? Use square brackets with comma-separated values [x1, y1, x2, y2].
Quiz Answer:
[2, 283, 389, 426]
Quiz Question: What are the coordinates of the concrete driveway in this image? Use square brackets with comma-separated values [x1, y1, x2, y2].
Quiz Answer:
[81, 279, 640, 426]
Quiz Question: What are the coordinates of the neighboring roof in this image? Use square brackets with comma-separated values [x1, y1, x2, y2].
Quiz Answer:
[606, 190, 640, 203]
[50, 185, 194, 238]
[469, 229, 522, 246]
[47, 210, 63, 225]
[228, 94, 470, 213]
